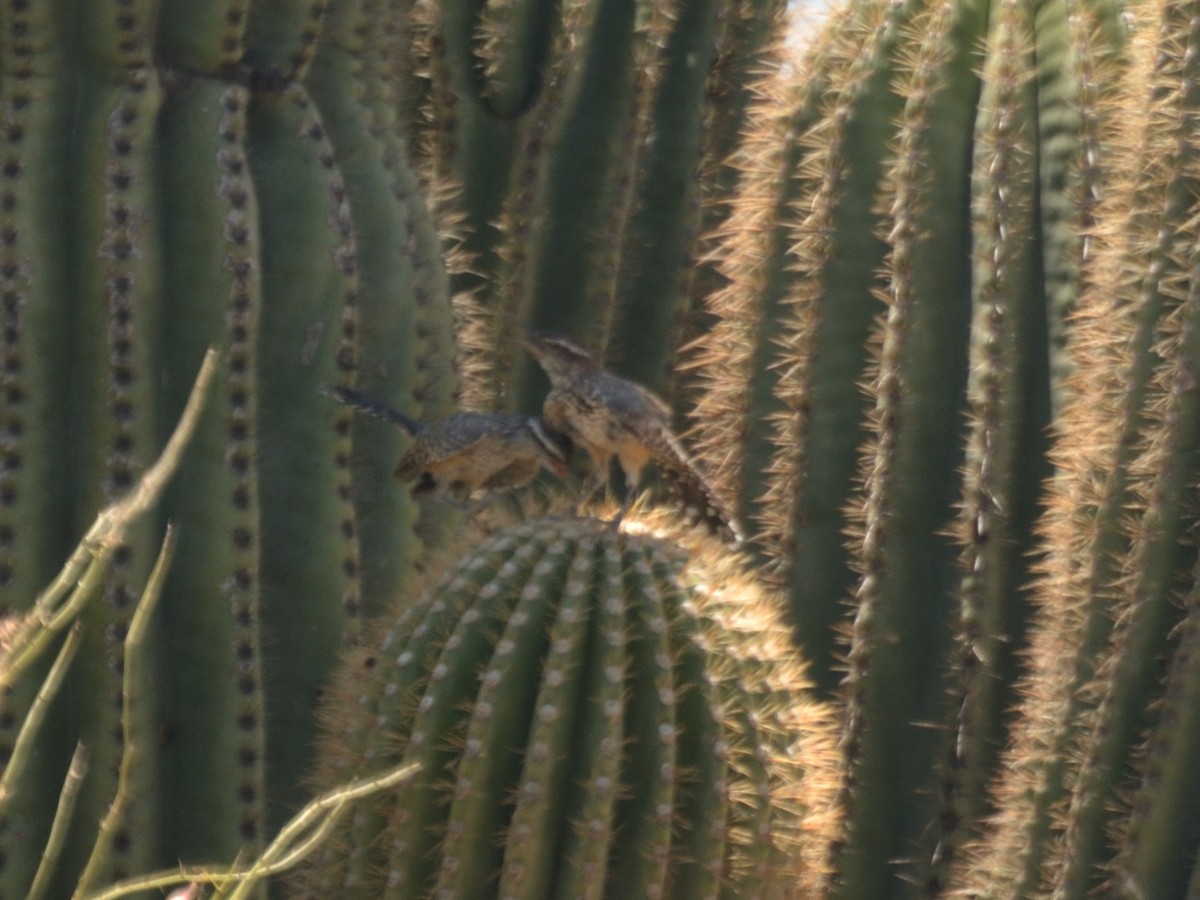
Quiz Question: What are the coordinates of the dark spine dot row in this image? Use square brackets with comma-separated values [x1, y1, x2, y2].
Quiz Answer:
[112, 0, 149, 67]
[0, 0, 36, 596]
[0, 2, 37, 828]
[288, 83, 362, 623]
[103, 75, 151, 502]
[219, 1, 250, 68]
[217, 84, 265, 846]
[94, 66, 158, 879]
[287, 0, 328, 83]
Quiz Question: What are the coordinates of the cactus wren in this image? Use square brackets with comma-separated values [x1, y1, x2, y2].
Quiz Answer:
[323, 386, 570, 509]
[522, 333, 742, 544]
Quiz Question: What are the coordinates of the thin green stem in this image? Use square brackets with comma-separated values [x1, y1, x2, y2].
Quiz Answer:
[28, 742, 90, 900]
[73, 526, 178, 898]
[80, 761, 419, 900]
[0, 349, 217, 690]
[0, 622, 84, 816]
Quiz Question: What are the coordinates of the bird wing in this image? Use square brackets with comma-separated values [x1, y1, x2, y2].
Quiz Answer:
[419, 421, 525, 489]
[592, 373, 672, 441]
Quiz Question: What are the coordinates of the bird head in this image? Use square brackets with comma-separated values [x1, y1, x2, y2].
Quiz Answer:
[522, 331, 597, 385]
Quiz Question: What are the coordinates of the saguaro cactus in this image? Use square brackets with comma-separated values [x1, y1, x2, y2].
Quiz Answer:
[952, 0, 1200, 894]
[401, 0, 790, 407]
[686, 0, 1129, 891]
[295, 514, 839, 898]
[0, 0, 456, 892]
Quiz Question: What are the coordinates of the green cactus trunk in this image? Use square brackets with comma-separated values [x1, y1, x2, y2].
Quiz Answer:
[953, 0, 1200, 894]
[688, 0, 1126, 891]
[0, 0, 456, 893]
[294, 515, 839, 898]
[403, 0, 787, 410]
[6, 0, 1200, 895]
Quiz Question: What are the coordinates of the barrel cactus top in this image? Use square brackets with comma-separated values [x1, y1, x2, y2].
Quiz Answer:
[295, 512, 839, 899]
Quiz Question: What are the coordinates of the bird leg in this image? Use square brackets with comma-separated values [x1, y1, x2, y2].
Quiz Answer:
[608, 467, 641, 531]
[571, 467, 608, 517]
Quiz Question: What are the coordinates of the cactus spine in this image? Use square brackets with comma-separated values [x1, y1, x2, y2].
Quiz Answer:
[688, 0, 1132, 890]
[296, 516, 838, 898]
[405, 0, 788, 406]
[6, 0, 1200, 894]
[955, 0, 1200, 894]
[0, 0, 458, 890]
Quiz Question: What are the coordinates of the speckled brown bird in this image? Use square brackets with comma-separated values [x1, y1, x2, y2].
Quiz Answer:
[522, 332, 742, 544]
[323, 386, 569, 509]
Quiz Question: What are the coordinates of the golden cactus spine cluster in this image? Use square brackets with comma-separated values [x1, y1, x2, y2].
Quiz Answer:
[295, 515, 839, 899]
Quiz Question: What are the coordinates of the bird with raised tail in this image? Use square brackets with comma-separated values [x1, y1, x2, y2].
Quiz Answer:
[522, 332, 743, 545]
[323, 385, 570, 512]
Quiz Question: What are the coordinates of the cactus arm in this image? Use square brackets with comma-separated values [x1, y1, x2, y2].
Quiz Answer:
[927, 0, 1051, 884]
[608, 0, 720, 394]
[156, 78, 268, 866]
[0, 0, 72, 605]
[66, 0, 166, 870]
[356, 5, 457, 434]
[246, 79, 363, 834]
[476, 0, 560, 121]
[1032, 0, 1085, 414]
[433, 0, 526, 246]
[1059, 24, 1200, 883]
[670, 0, 789, 402]
[763, 0, 916, 696]
[0, 1, 74, 886]
[512, 0, 641, 402]
[157, 0, 248, 74]
[827, 0, 986, 890]
[686, 0, 870, 609]
[684, 76, 819, 554]
[243, 0, 324, 80]
[306, 2, 428, 605]
[955, 4, 1191, 894]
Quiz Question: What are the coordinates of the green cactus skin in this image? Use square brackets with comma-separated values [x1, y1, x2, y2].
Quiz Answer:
[604, 0, 720, 395]
[67, 65, 165, 892]
[953, 1, 1200, 894]
[157, 76, 269, 871]
[924, 0, 1051, 886]
[689, 0, 1130, 891]
[306, 0, 459, 580]
[405, 0, 788, 409]
[665, 0, 790, 408]
[1116, 576, 1200, 899]
[0, 0, 459, 891]
[0, 0, 74, 888]
[293, 515, 839, 899]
